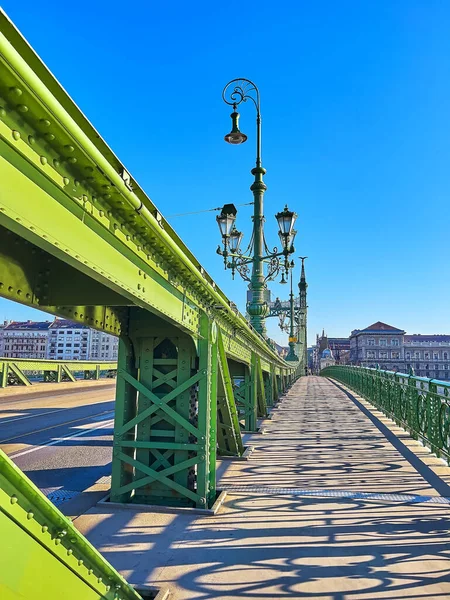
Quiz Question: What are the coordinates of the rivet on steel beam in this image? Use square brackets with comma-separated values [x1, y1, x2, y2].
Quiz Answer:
[78, 559, 83, 566]
[9, 86, 23, 97]
[17, 104, 28, 113]
[0, 107, 5, 117]
[10, 495, 18, 504]
[41, 525, 48, 533]
[40, 118, 51, 127]
[46, 133, 55, 141]
[12, 130, 20, 140]
[40, 156, 47, 165]
[68, 157, 77, 164]
[28, 135, 35, 144]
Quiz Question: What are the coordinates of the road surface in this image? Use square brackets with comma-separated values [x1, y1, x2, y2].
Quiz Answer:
[0, 382, 115, 510]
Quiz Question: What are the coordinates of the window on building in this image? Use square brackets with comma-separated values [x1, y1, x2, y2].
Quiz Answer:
[367, 351, 375, 359]
[75, 331, 80, 335]
[58, 343, 64, 347]
[434, 353, 439, 360]
[379, 339, 387, 346]
[444, 364, 448, 370]
[405, 352, 411, 360]
[66, 343, 72, 348]
[67, 331, 73, 334]
[392, 352, 400, 359]
[380, 351, 388, 359]
[415, 352, 420, 359]
[424, 352, 430, 359]
[367, 338, 375, 346]
[444, 353, 448, 360]
[74, 343, 80, 347]
[57, 349, 63, 354]
[392, 339, 399, 346]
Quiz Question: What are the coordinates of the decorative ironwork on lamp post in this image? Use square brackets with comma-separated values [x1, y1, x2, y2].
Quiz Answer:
[217, 78, 297, 338]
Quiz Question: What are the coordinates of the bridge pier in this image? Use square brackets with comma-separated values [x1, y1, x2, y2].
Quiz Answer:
[111, 312, 217, 509]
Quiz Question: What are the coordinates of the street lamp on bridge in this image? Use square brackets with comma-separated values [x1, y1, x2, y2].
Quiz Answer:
[216, 78, 297, 337]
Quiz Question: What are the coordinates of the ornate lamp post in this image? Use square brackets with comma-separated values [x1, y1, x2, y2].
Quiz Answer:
[285, 270, 299, 361]
[217, 78, 297, 337]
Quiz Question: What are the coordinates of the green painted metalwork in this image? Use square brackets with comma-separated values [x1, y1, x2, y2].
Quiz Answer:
[255, 356, 268, 418]
[216, 330, 245, 457]
[321, 365, 450, 464]
[110, 312, 217, 508]
[220, 80, 297, 338]
[0, 358, 116, 387]
[297, 258, 308, 374]
[0, 448, 143, 600]
[0, 8, 297, 512]
[231, 361, 255, 432]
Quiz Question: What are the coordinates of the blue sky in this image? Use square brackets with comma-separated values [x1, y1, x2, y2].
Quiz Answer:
[1, 1, 449, 345]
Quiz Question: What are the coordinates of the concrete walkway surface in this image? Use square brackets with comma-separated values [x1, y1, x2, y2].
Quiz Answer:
[75, 376, 450, 599]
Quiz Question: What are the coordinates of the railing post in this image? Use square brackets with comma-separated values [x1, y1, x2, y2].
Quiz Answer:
[1, 362, 8, 388]
[427, 380, 440, 457]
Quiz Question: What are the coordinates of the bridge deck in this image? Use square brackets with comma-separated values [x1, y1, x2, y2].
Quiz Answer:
[76, 376, 450, 599]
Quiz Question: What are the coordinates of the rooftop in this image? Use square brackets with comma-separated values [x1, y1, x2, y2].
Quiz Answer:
[352, 322, 405, 336]
[49, 319, 89, 330]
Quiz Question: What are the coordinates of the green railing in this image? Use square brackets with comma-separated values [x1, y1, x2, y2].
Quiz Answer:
[321, 365, 450, 464]
[0, 448, 142, 600]
[0, 358, 117, 387]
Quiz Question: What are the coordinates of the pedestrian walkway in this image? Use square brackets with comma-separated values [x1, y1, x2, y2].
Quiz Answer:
[75, 376, 450, 599]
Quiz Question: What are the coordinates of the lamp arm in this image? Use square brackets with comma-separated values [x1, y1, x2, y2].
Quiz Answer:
[222, 78, 261, 167]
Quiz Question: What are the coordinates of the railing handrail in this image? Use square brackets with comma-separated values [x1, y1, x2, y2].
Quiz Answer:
[327, 364, 450, 389]
[321, 364, 450, 465]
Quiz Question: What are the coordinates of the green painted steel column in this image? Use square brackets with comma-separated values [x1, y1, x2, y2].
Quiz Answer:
[248, 353, 259, 431]
[111, 337, 138, 503]
[196, 315, 217, 507]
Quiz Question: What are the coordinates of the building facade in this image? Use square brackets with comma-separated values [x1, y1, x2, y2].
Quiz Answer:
[2, 321, 51, 359]
[1, 318, 119, 361]
[350, 322, 450, 380]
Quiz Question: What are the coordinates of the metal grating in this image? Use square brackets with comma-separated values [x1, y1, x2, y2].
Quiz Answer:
[41, 487, 80, 507]
[219, 485, 450, 505]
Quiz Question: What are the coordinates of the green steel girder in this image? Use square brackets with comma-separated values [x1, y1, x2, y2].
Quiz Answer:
[0, 448, 142, 600]
[0, 9, 294, 374]
[229, 360, 256, 432]
[216, 330, 245, 457]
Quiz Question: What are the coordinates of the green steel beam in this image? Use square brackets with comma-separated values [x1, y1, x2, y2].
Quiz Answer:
[0, 448, 142, 600]
[216, 330, 245, 457]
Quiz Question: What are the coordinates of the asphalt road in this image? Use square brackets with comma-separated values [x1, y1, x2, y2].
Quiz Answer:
[0, 382, 116, 508]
